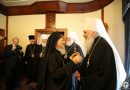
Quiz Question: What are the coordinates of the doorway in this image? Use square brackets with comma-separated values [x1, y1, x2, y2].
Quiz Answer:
[0, 29, 6, 62]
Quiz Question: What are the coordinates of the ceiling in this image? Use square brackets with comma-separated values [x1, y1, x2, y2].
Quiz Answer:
[0, 0, 94, 6]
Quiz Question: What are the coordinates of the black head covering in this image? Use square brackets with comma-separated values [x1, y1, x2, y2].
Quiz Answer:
[45, 32, 62, 56]
[37, 32, 62, 86]
[28, 35, 35, 40]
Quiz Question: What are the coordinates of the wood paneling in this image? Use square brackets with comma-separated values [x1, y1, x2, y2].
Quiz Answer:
[0, 3, 7, 15]
[7, 1, 67, 15]
[0, 29, 5, 62]
[4, 0, 113, 16]
[35, 28, 67, 43]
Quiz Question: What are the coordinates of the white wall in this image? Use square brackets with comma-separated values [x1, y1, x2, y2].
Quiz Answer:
[56, 10, 101, 55]
[104, 0, 125, 62]
[8, 0, 124, 62]
[8, 15, 45, 51]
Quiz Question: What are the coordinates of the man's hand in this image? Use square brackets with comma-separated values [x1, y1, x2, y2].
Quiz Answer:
[31, 54, 34, 58]
[39, 52, 43, 58]
[70, 52, 82, 64]
[75, 71, 80, 81]
[12, 46, 16, 51]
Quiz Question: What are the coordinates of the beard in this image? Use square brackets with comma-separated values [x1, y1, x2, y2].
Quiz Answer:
[42, 42, 46, 47]
[66, 40, 74, 46]
[84, 37, 95, 55]
[56, 46, 66, 55]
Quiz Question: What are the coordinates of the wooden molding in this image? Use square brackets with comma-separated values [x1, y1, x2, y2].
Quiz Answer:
[6, 16, 8, 45]
[0, 0, 114, 16]
[35, 28, 67, 43]
[0, 29, 6, 61]
[0, 3, 7, 15]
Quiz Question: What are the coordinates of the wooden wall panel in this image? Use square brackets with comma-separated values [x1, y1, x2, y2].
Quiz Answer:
[0, 3, 7, 15]
[0, 0, 114, 16]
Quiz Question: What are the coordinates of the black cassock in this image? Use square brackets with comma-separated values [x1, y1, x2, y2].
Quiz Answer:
[78, 36, 117, 90]
[24, 44, 41, 82]
[42, 49, 77, 90]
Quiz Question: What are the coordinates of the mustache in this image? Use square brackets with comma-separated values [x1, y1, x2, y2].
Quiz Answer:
[56, 46, 66, 55]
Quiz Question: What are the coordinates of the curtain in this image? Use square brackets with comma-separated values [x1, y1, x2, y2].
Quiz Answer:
[122, 0, 130, 87]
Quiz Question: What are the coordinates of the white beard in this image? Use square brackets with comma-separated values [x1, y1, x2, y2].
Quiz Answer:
[84, 37, 95, 55]
[66, 40, 74, 46]
[56, 46, 66, 55]
[42, 42, 46, 47]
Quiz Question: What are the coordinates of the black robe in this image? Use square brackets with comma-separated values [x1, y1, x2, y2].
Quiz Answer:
[65, 42, 84, 59]
[24, 44, 41, 82]
[44, 49, 77, 90]
[65, 42, 84, 90]
[78, 36, 117, 90]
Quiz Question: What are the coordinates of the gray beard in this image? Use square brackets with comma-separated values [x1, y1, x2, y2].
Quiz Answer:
[56, 46, 66, 55]
[42, 42, 46, 47]
[84, 37, 95, 55]
[66, 40, 74, 46]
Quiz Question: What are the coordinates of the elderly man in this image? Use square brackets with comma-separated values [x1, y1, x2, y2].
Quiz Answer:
[65, 32, 84, 90]
[4, 37, 23, 90]
[37, 32, 82, 90]
[75, 18, 126, 90]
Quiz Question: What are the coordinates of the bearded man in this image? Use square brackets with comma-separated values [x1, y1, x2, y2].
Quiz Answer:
[65, 32, 84, 90]
[75, 18, 126, 90]
[37, 32, 82, 90]
[25, 35, 41, 84]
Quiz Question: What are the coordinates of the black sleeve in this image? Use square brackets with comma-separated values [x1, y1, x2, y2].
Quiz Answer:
[95, 45, 116, 89]
[48, 53, 77, 80]
[15, 45, 24, 56]
[79, 45, 116, 89]
[4, 45, 16, 58]
[77, 45, 84, 59]
[33, 45, 41, 59]
[24, 45, 30, 61]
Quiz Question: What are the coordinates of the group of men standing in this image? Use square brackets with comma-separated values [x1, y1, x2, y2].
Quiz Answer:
[3, 18, 126, 90]
[4, 35, 43, 90]
[4, 33, 83, 90]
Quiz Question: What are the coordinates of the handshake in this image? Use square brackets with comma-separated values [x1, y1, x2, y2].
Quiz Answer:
[69, 52, 82, 64]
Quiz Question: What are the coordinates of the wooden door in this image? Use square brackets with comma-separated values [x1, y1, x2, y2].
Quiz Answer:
[0, 29, 5, 62]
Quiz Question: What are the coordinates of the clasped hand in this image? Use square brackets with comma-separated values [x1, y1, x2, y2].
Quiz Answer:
[69, 52, 82, 64]
[12, 46, 16, 51]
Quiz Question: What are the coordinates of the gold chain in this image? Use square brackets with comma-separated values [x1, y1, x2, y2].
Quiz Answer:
[87, 36, 101, 67]
[66, 43, 76, 53]
[30, 45, 35, 55]
[64, 43, 76, 59]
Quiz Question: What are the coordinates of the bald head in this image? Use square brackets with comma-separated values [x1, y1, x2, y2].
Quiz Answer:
[12, 37, 19, 46]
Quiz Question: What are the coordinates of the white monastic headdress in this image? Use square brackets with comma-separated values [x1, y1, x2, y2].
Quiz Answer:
[67, 32, 81, 47]
[85, 18, 126, 90]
